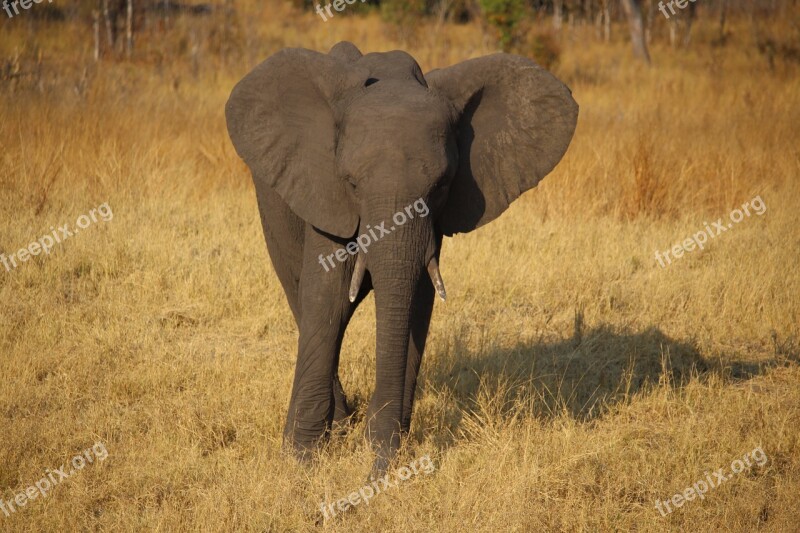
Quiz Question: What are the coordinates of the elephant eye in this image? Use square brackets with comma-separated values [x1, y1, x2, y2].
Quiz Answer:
[365, 78, 380, 87]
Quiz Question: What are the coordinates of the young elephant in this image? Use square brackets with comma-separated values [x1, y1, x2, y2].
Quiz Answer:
[225, 41, 578, 474]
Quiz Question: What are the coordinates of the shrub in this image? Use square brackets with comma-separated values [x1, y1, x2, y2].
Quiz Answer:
[512, 29, 561, 69]
[478, 0, 525, 51]
[380, 0, 430, 27]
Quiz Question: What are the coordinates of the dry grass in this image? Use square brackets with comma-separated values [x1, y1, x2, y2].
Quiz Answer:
[1, 4, 799, 531]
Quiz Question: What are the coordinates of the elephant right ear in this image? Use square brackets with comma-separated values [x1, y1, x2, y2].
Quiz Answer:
[427, 54, 578, 236]
[225, 47, 364, 238]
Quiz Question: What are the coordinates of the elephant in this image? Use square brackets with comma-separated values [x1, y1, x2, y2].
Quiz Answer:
[225, 41, 578, 474]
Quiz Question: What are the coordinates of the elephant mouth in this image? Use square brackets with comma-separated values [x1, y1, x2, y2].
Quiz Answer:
[348, 251, 446, 303]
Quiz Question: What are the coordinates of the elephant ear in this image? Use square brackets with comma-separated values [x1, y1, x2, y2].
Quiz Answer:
[225, 46, 365, 238]
[426, 54, 578, 236]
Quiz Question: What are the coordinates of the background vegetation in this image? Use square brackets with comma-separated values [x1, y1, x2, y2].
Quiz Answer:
[1, 0, 799, 531]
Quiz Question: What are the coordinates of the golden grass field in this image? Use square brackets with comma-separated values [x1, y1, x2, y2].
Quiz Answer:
[1, 3, 799, 531]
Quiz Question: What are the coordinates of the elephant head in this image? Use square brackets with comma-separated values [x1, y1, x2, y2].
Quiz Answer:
[225, 41, 577, 467]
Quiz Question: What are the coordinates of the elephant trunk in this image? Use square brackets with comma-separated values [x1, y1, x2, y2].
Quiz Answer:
[368, 256, 419, 462]
[357, 204, 438, 467]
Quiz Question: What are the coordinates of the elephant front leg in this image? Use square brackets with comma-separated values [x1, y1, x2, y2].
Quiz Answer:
[283, 230, 354, 458]
[283, 319, 342, 458]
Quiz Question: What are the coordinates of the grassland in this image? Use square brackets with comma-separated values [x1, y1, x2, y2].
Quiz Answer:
[1, 3, 799, 531]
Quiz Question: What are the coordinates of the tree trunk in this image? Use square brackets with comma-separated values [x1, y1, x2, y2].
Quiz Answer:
[718, 0, 728, 42]
[92, 10, 101, 61]
[553, 0, 563, 31]
[102, 0, 115, 54]
[620, 0, 651, 64]
[126, 0, 133, 58]
[682, 3, 697, 47]
[594, 10, 602, 40]
[669, 21, 677, 48]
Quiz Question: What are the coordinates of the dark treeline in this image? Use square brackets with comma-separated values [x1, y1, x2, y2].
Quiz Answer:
[10, 0, 799, 66]
[360, 0, 798, 64]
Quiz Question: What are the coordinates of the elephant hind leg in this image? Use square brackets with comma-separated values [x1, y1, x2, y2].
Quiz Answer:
[333, 272, 374, 429]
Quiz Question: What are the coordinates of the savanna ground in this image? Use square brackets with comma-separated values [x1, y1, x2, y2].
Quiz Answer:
[1, 2, 799, 531]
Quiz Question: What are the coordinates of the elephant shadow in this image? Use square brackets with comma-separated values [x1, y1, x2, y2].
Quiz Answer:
[412, 313, 785, 446]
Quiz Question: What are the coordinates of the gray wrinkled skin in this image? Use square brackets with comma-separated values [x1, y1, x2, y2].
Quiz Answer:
[225, 41, 578, 475]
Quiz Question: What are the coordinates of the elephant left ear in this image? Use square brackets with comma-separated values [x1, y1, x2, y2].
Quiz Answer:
[426, 54, 578, 236]
[225, 47, 368, 239]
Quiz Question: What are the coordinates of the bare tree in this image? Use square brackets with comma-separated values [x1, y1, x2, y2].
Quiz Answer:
[125, 0, 133, 57]
[601, 0, 611, 42]
[553, 0, 563, 31]
[102, 0, 115, 53]
[620, 0, 651, 64]
[92, 9, 101, 61]
[667, 1, 696, 48]
[717, 0, 729, 44]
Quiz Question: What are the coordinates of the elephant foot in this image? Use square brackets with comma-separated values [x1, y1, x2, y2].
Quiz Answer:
[281, 440, 315, 465]
[365, 429, 401, 478]
[332, 377, 353, 432]
[369, 454, 393, 479]
[331, 415, 354, 437]
[363, 403, 403, 477]
[282, 418, 331, 463]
